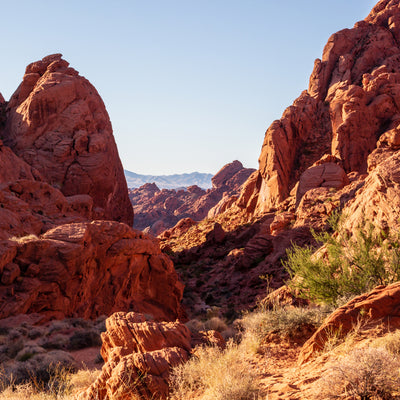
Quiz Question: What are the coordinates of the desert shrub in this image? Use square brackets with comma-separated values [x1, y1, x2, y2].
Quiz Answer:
[372, 329, 400, 356]
[317, 347, 400, 399]
[0, 367, 99, 400]
[40, 334, 69, 350]
[237, 305, 324, 353]
[204, 317, 228, 333]
[285, 217, 400, 305]
[169, 341, 259, 400]
[67, 329, 101, 350]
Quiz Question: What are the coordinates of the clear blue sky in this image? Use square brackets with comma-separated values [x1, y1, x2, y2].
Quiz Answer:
[1, 0, 377, 175]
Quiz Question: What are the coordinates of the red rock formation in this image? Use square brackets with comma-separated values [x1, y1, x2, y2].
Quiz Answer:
[0, 55, 185, 323]
[159, 0, 400, 319]
[0, 221, 184, 321]
[2, 54, 133, 225]
[79, 312, 191, 400]
[129, 160, 255, 235]
[243, 0, 400, 215]
[299, 282, 400, 364]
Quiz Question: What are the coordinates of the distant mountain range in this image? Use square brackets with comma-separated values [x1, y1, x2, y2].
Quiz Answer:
[124, 170, 213, 189]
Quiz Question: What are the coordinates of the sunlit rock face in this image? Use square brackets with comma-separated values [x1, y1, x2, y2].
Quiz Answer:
[243, 0, 400, 214]
[3, 54, 133, 225]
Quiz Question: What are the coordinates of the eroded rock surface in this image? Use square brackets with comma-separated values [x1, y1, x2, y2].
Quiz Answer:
[79, 312, 191, 400]
[0, 221, 184, 321]
[0, 55, 183, 323]
[299, 282, 400, 364]
[2, 54, 133, 225]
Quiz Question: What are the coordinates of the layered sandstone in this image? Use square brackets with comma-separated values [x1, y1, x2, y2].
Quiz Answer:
[129, 160, 255, 235]
[0, 221, 183, 322]
[160, 0, 400, 318]
[299, 282, 400, 364]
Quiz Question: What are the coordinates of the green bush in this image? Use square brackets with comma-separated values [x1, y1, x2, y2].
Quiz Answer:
[284, 216, 400, 305]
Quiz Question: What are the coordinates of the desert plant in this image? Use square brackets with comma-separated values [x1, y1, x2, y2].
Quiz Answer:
[285, 217, 400, 305]
[316, 347, 400, 399]
[237, 305, 324, 353]
[67, 329, 101, 350]
[169, 340, 259, 400]
[372, 329, 400, 356]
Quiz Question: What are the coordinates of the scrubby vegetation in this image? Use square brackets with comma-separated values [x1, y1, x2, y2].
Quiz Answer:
[317, 347, 400, 399]
[169, 341, 260, 400]
[0, 317, 105, 399]
[285, 215, 400, 305]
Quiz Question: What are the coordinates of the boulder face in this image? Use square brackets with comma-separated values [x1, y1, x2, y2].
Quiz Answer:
[250, 0, 400, 214]
[79, 312, 192, 400]
[129, 160, 255, 235]
[2, 54, 133, 226]
[0, 221, 184, 322]
[299, 282, 400, 364]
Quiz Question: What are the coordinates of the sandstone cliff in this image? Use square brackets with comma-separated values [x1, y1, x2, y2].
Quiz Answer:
[2, 54, 133, 226]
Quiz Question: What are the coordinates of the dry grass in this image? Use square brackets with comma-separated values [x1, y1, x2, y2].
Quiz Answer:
[372, 329, 400, 356]
[0, 368, 99, 400]
[8, 234, 39, 244]
[237, 305, 325, 353]
[315, 347, 400, 399]
[169, 340, 260, 400]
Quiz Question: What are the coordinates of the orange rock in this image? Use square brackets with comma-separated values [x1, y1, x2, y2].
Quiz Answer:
[79, 312, 191, 400]
[241, 0, 400, 215]
[299, 282, 400, 364]
[0, 221, 184, 321]
[3, 54, 133, 225]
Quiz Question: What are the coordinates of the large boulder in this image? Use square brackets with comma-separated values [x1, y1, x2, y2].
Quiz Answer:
[79, 312, 191, 400]
[2, 54, 133, 225]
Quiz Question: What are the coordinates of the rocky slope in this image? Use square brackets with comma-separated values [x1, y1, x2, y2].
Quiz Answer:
[129, 160, 255, 235]
[0, 54, 183, 322]
[159, 0, 400, 318]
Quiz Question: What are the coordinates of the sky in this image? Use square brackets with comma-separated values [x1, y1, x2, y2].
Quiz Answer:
[0, 0, 377, 175]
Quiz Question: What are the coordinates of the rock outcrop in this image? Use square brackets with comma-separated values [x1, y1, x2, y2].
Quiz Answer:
[0, 221, 184, 321]
[2, 54, 133, 225]
[237, 0, 400, 216]
[299, 282, 400, 364]
[0, 55, 183, 323]
[129, 160, 255, 235]
[79, 312, 191, 400]
[159, 0, 400, 318]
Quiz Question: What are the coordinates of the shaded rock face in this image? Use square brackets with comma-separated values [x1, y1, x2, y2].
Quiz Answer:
[0, 221, 184, 322]
[248, 0, 400, 213]
[129, 160, 255, 235]
[2, 54, 133, 225]
[79, 312, 191, 400]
